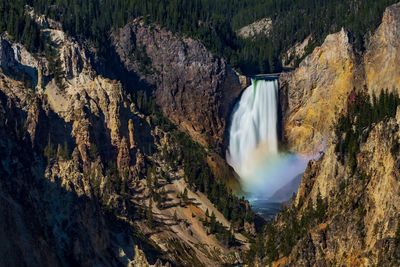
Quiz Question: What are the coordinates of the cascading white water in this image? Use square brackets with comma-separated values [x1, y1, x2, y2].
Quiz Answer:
[227, 79, 310, 200]
[227, 79, 279, 176]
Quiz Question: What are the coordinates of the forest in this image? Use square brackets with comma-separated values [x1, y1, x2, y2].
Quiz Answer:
[335, 89, 400, 172]
[1, 0, 398, 74]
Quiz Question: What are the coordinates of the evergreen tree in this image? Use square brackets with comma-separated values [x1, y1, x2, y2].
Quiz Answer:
[43, 137, 56, 162]
[57, 141, 70, 160]
[1, 0, 392, 74]
[315, 192, 326, 220]
[210, 211, 217, 233]
[182, 188, 188, 203]
[147, 199, 154, 228]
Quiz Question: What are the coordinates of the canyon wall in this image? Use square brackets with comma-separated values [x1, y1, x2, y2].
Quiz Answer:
[279, 28, 357, 154]
[112, 19, 244, 149]
[281, 3, 400, 154]
[365, 2, 400, 95]
[267, 3, 400, 265]
[277, 101, 400, 267]
[0, 13, 251, 266]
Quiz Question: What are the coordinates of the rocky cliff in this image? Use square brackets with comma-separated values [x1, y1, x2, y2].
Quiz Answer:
[260, 3, 400, 266]
[280, 28, 357, 154]
[281, 2, 400, 155]
[0, 11, 253, 267]
[111, 19, 244, 149]
[0, 30, 168, 267]
[268, 103, 400, 267]
[365, 2, 400, 95]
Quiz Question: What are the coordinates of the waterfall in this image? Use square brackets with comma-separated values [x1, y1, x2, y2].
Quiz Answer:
[227, 79, 279, 177]
[227, 78, 310, 200]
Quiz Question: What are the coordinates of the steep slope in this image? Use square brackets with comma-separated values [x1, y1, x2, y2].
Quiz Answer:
[251, 3, 400, 266]
[0, 32, 167, 267]
[280, 2, 400, 155]
[111, 19, 244, 149]
[280, 29, 357, 154]
[365, 2, 400, 95]
[0, 11, 255, 267]
[268, 174, 302, 203]
[273, 102, 400, 266]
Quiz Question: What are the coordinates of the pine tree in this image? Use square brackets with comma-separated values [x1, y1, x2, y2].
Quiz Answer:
[43, 137, 56, 162]
[147, 199, 154, 228]
[205, 209, 210, 220]
[89, 143, 98, 159]
[182, 188, 188, 203]
[210, 211, 217, 234]
[315, 192, 326, 220]
[57, 141, 70, 160]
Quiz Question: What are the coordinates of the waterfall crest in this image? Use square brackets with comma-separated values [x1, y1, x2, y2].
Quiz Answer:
[227, 79, 279, 177]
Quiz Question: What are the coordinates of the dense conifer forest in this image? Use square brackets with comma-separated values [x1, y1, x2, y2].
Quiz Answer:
[1, 0, 398, 74]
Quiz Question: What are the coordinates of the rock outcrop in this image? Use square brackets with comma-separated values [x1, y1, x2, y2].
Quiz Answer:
[282, 35, 313, 68]
[280, 28, 356, 154]
[237, 18, 273, 39]
[365, 2, 400, 95]
[281, 3, 400, 155]
[0, 91, 114, 267]
[111, 19, 243, 149]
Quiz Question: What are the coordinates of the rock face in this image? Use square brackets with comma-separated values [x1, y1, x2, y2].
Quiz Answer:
[282, 35, 313, 68]
[279, 109, 400, 266]
[237, 18, 273, 39]
[0, 35, 39, 88]
[280, 28, 356, 154]
[0, 27, 166, 266]
[0, 87, 113, 267]
[266, 3, 400, 266]
[365, 2, 400, 95]
[111, 19, 243, 149]
[281, 3, 400, 155]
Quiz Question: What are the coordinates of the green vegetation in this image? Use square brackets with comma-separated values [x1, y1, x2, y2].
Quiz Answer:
[335, 89, 400, 171]
[89, 143, 98, 160]
[43, 137, 56, 162]
[0, 0, 43, 52]
[2, 1, 397, 74]
[45, 42, 66, 90]
[165, 129, 255, 229]
[146, 199, 155, 228]
[57, 141, 71, 160]
[203, 211, 236, 247]
[232, 0, 398, 73]
[177, 188, 189, 206]
[43, 137, 71, 161]
[246, 194, 327, 264]
[104, 162, 126, 195]
[246, 234, 266, 264]
[142, 96, 255, 229]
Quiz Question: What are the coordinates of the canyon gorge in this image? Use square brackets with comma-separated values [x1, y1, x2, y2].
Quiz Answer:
[0, 1, 400, 267]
